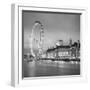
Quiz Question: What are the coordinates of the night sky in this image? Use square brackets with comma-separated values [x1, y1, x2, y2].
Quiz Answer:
[23, 11, 80, 50]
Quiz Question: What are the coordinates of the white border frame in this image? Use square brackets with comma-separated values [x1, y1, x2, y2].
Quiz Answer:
[11, 4, 87, 87]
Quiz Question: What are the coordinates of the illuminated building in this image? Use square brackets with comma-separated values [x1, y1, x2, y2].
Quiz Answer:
[46, 40, 80, 60]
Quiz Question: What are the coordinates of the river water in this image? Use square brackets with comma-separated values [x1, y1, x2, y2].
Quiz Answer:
[23, 60, 80, 77]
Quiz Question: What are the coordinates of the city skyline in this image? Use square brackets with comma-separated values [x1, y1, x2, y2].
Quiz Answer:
[23, 11, 80, 50]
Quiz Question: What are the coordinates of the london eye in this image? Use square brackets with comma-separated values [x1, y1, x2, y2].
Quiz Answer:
[29, 21, 44, 58]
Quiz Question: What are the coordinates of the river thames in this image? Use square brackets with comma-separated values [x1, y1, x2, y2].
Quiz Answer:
[23, 60, 80, 77]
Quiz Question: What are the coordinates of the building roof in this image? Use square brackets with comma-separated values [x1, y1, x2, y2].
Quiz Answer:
[46, 45, 70, 53]
[56, 45, 70, 49]
[46, 43, 80, 53]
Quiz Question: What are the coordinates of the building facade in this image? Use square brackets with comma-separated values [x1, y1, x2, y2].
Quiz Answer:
[45, 41, 80, 60]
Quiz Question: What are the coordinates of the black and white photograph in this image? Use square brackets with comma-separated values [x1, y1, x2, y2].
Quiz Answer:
[22, 10, 80, 78]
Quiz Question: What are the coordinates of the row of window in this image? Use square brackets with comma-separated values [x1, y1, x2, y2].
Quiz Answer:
[44, 50, 80, 58]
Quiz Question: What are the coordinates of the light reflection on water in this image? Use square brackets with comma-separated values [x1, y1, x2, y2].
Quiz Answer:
[23, 60, 80, 77]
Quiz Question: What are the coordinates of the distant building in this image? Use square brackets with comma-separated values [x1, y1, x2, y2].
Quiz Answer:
[69, 39, 72, 46]
[56, 40, 63, 46]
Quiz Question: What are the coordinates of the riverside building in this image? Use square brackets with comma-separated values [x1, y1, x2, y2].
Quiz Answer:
[45, 40, 80, 60]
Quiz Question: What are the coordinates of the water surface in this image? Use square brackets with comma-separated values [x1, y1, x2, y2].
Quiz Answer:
[23, 60, 80, 77]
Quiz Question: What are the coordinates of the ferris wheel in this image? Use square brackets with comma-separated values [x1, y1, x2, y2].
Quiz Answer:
[29, 21, 44, 57]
